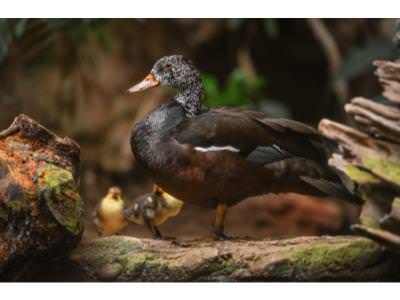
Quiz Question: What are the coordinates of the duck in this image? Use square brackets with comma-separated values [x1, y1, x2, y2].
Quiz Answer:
[124, 186, 183, 239]
[128, 55, 354, 239]
[93, 186, 128, 236]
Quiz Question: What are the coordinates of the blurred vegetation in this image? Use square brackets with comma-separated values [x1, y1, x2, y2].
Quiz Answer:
[334, 37, 400, 82]
[202, 69, 264, 109]
[0, 19, 106, 66]
[1, 19, 397, 167]
[0, 19, 398, 170]
[1, 19, 397, 118]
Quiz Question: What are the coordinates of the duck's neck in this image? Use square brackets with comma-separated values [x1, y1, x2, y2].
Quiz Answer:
[174, 81, 203, 118]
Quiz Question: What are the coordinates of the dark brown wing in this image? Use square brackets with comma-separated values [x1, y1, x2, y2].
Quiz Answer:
[171, 108, 358, 201]
[173, 108, 334, 165]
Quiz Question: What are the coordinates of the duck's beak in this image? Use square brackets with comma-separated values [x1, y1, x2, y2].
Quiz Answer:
[128, 73, 160, 93]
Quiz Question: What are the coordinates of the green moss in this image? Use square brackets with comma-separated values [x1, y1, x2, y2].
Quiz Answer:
[39, 164, 84, 235]
[80, 237, 144, 270]
[292, 239, 382, 280]
[363, 157, 400, 185]
[42, 164, 75, 194]
[346, 165, 380, 184]
[190, 256, 241, 281]
[89, 239, 243, 281]
[117, 252, 190, 281]
[117, 253, 153, 278]
[269, 239, 383, 281]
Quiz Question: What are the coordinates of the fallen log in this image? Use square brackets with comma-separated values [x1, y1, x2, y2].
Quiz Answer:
[0, 114, 84, 280]
[70, 235, 398, 282]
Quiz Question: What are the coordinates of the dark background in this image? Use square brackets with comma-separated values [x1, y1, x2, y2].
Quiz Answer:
[1, 19, 398, 241]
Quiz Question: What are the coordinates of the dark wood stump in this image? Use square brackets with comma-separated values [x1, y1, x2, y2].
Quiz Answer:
[0, 114, 84, 280]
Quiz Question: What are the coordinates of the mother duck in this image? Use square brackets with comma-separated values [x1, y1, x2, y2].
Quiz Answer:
[129, 55, 352, 239]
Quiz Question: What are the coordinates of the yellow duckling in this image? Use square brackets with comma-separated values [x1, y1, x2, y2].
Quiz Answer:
[94, 186, 128, 236]
[124, 186, 183, 239]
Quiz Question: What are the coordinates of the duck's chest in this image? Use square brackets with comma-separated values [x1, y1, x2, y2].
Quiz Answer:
[130, 103, 186, 171]
[99, 199, 124, 219]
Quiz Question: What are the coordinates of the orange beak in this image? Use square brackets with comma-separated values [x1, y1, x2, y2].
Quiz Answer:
[128, 73, 160, 93]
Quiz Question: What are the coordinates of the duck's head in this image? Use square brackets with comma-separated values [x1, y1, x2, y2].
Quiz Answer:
[107, 186, 122, 200]
[128, 55, 203, 117]
[128, 55, 200, 93]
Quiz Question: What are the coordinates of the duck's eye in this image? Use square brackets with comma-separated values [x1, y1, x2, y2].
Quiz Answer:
[164, 64, 172, 70]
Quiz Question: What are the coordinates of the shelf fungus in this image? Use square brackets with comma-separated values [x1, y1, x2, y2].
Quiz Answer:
[0, 114, 84, 280]
[319, 59, 400, 252]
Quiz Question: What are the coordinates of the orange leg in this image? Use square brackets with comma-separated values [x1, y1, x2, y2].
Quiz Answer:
[213, 204, 229, 240]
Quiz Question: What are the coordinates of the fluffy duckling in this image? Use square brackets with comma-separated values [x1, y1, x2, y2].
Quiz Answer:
[124, 186, 183, 239]
[94, 186, 128, 236]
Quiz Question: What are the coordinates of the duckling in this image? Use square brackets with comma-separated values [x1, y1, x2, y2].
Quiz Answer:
[94, 186, 128, 236]
[124, 186, 183, 239]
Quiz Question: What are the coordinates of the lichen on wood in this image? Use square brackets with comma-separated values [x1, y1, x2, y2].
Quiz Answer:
[71, 235, 397, 282]
[0, 114, 84, 280]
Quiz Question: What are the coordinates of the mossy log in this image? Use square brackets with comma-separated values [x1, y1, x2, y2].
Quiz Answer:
[0, 114, 84, 280]
[71, 235, 399, 282]
[319, 59, 400, 251]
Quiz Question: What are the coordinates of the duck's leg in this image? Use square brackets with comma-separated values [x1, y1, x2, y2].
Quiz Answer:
[213, 203, 229, 240]
[144, 217, 163, 239]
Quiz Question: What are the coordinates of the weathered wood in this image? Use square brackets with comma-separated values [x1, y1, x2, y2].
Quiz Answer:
[0, 114, 84, 280]
[319, 59, 400, 252]
[374, 60, 400, 104]
[345, 97, 400, 143]
[70, 235, 398, 282]
[352, 225, 400, 251]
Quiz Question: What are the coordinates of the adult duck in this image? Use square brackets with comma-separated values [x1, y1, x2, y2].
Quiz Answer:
[128, 55, 352, 239]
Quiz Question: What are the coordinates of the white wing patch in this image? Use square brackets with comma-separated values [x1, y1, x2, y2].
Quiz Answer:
[194, 145, 240, 153]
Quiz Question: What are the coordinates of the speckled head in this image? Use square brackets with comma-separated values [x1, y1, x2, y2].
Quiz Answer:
[128, 55, 203, 117]
[151, 55, 200, 89]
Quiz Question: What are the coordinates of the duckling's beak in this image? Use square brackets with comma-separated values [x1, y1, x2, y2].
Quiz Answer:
[128, 73, 160, 93]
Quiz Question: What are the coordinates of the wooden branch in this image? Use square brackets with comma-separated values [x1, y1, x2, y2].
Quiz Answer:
[71, 235, 397, 282]
[0, 114, 84, 280]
